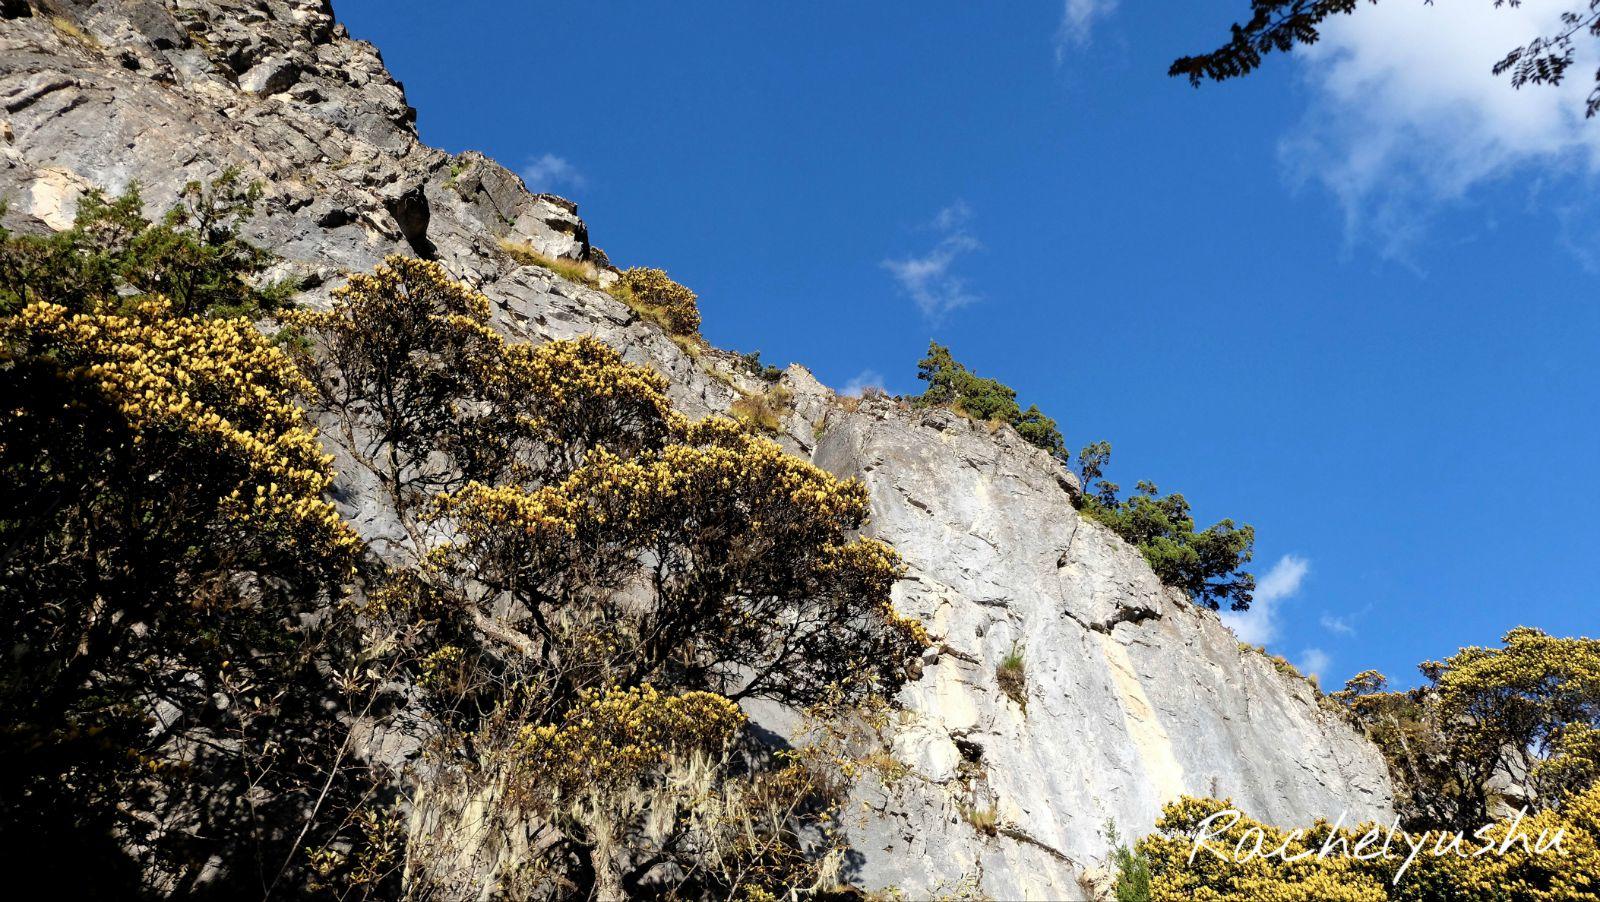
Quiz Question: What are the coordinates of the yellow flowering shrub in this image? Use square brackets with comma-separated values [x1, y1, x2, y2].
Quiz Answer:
[434, 416, 926, 709]
[284, 256, 928, 898]
[1534, 724, 1600, 803]
[0, 295, 362, 890]
[1138, 786, 1600, 902]
[285, 256, 513, 500]
[618, 266, 701, 335]
[1335, 629, 1600, 830]
[497, 335, 681, 473]
[292, 257, 687, 498]
[3, 298, 358, 572]
[512, 685, 745, 801]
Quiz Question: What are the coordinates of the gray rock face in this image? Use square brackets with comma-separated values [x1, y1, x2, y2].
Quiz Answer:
[0, 1, 1395, 896]
[809, 400, 1394, 897]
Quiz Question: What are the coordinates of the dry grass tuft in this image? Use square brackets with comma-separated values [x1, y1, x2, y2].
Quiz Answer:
[497, 238, 601, 286]
[995, 646, 1026, 712]
[729, 384, 793, 434]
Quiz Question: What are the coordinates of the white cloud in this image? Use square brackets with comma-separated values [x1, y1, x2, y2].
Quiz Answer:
[1055, 0, 1118, 56]
[1298, 647, 1332, 681]
[1319, 612, 1355, 636]
[882, 203, 982, 322]
[840, 369, 885, 397]
[932, 200, 972, 231]
[1220, 554, 1310, 646]
[520, 153, 585, 193]
[1282, 2, 1600, 258]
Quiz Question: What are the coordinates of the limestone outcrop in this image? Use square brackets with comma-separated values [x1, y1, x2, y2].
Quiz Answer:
[0, 2, 1394, 896]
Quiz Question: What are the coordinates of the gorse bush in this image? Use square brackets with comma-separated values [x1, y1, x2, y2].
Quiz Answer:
[0, 176, 373, 893]
[1333, 628, 1600, 831]
[0, 280, 363, 887]
[1138, 788, 1600, 901]
[1075, 442, 1255, 611]
[912, 341, 1064, 455]
[619, 265, 701, 336]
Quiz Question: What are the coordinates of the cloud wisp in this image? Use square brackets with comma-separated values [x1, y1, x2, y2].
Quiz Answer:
[1055, 0, 1118, 58]
[1221, 554, 1310, 646]
[839, 369, 886, 397]
[1298, 647, 1332, 681]
[1281, 1, 1600, 260]
[882, 202, 982, 323]
[520, 153, 586, 194]
[1319, 612, 1355, 636]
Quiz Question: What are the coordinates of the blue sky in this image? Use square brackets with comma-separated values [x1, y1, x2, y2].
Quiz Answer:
[336, 0, 1599, 688]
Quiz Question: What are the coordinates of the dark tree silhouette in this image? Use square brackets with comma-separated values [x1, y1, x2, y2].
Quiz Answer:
[1174, 0, 1600, 118]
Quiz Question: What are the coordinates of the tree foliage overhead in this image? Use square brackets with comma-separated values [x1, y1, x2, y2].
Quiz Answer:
[1075, 442, 1256, 611]
[1173, 0, 1600, 119]
[912, 341, 1065, 455]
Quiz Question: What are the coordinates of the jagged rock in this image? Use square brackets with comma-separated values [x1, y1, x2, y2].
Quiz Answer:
[0, 2, 1396, 896]
[237, 56, 298, 95]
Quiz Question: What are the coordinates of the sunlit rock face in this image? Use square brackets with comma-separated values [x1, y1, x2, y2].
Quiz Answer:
[806, 400, 1393, 897]
[0, 2, 1393, 896]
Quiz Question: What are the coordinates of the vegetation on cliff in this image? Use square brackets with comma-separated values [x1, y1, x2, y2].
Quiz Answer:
[1076, 441, 1257, 611]
[0, 183, 927, 897]
[911, 341, 1065, 455]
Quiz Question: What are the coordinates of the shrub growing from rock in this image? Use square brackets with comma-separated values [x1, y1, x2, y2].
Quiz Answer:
[619, 265, 701, 335]
[996, 645, 1027, 711]
[0, 169, 289, 318]
[1076, 443, 1256, 611]
[911, 341, 1065, 456]
[294, 256, 927, 897]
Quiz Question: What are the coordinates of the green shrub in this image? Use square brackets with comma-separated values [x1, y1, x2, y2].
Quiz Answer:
[1105, 821, 1152, 902]
[996, 645, 1027, 711]
[738, 349, 784, 381]
[1077, 444, 1255, 611]
[911, 342, 1064, 455]
[0, 169, 289, 319]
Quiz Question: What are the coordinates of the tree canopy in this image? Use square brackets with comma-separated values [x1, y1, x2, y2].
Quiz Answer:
[1075, 443, 1256, 611]
[912, 341, 1065, 456]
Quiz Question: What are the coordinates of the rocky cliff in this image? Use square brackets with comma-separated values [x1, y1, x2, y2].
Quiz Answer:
[0, 1, 1394, 896]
